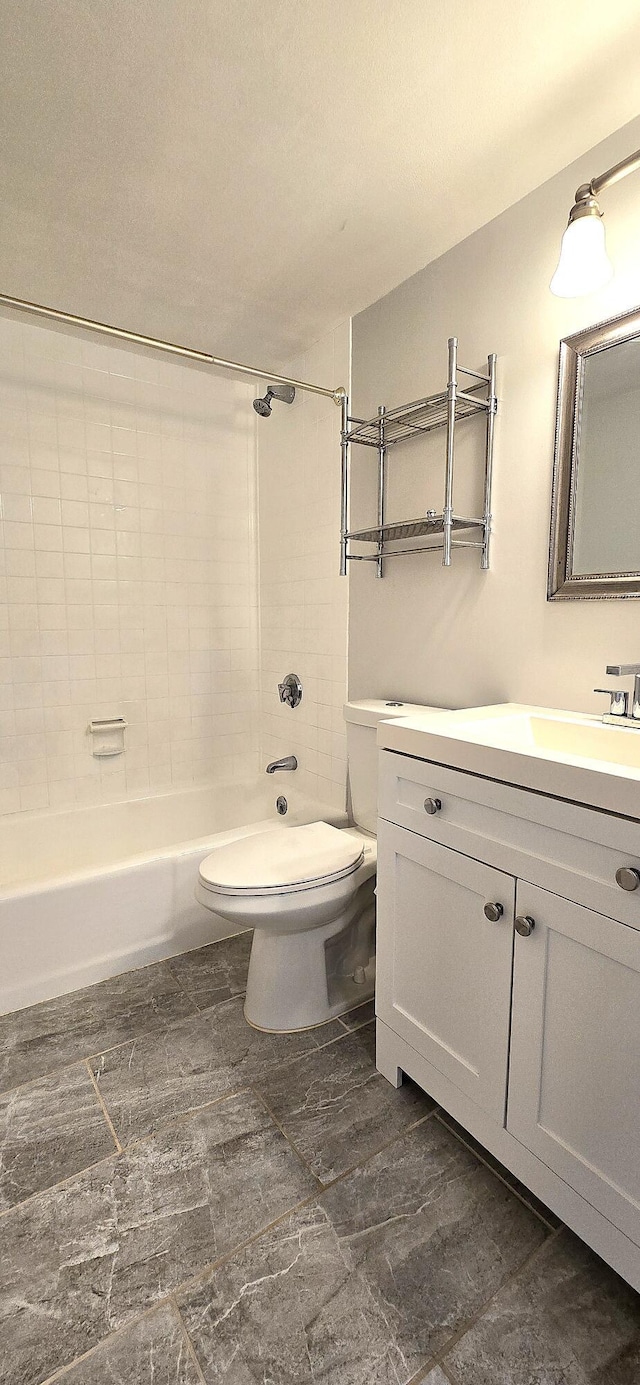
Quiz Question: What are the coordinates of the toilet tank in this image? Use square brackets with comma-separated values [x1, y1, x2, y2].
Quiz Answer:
[344, 699, 444, 834]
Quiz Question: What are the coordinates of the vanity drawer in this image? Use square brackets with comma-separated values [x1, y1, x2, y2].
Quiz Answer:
[379, 750, 640, 930]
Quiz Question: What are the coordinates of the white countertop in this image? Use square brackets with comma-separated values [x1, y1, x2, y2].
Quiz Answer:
[377, 703, 640, 819]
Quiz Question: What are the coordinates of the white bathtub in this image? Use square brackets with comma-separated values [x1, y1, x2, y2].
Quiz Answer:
[0, 778, 347, 1015]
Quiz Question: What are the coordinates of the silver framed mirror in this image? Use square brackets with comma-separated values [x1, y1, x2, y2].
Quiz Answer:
[548, 303, 640, 599]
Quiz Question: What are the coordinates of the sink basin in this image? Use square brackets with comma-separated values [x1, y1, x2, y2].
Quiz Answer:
[377, 703, 640, 818]
[438, 709, 640, 769]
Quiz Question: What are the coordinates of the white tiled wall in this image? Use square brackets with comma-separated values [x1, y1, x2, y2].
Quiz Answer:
[0, 310, 350, 821]
[0, 314, 259, 814]
[256, 321, 350, 812]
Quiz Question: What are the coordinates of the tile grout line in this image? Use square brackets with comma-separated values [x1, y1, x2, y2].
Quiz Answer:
[0, 1012, 416, 1223]
[0, 1050, 375, 1221]
[169, 1296, 209, 1385]
[0, 978, 358, 1104]
[34, 1196, 551, 1385]
[338, 1016, 373, 1033]
[305, 1017, 375, 1052]
[404, 1355, 443, 1385]
[0, 947, 232, 1102]
[436, 1230, 567, 1372]
[35, 1295, 205, 1385]
[421, 1225, 566, 1383]
[337, 1000, 374, 1032]
[85, 1058, 123, 1153]
[36, 1318, 157, 1385]
[434, 1363, 461, 1385]
[160, 1184, 326, 1303]
[0, 1051, 127, 1103]
[250, 1083, 325, 1190]
[0, 1084, 255, 1220]
[0, 1145, 125, 1222]
[0, 1022, 193, 1103]
[0, 1037, 379, 1220]
[317, 1105, 440, 1194]
[2, 1030, 563, 1385]
[409, 1356, 459, 1385]
[163, 953, 236, 1015]
[119, 1084, 262, 1156]
[33, 1189, 325, 1385]
[433, 1110, 561, 1232]
[102, 1014, 375, 1160]
[163, 929, 253, 1012]
[6, 945, 542, 1382]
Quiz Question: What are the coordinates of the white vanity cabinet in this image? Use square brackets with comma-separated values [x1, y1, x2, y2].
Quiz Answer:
[508, 881, 640, 1247]
[376, 826, 515, 1122]
[376, 748, 640, 1291]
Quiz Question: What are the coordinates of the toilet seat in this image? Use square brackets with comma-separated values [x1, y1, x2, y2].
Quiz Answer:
[199, 820, 365, 898]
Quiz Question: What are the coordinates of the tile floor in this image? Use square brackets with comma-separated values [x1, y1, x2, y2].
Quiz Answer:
[1, 933, 639, 1384]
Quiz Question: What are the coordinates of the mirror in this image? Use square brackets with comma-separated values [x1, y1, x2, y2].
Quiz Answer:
[548, 304, 640, 599]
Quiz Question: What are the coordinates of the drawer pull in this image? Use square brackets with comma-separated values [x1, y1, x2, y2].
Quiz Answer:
[483, 902, 504, 923]
[615, 866, 640, 892]
[424, 797, 442, 815]
[515, 915, 535, 938]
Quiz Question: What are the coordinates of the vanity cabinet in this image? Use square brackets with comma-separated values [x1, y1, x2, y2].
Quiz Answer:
[508, 881, 640, 1247]
[376, 748, 640, 1291]
[376, 826, 515, 1123]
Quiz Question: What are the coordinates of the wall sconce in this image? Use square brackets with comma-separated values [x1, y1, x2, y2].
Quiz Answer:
[550, 147, 640, 298]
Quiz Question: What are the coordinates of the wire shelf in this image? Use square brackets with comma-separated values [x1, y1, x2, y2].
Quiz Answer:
[346, 514, 483, 545]
[339, 338, 497, 576]
[344, 382, 489, 448]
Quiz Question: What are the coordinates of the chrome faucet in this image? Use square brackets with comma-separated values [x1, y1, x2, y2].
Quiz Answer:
[595, 664, 640, 727]
[265, 755, 298, 773]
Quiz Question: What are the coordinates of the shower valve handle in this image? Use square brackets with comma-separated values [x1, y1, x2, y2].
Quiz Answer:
[278, 673, 303, 709]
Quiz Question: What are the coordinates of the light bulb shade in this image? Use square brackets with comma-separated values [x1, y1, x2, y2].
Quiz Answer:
[550, 215, 613, 298]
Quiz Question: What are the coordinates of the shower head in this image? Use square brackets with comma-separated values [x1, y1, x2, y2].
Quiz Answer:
[252, 382, 296, 416]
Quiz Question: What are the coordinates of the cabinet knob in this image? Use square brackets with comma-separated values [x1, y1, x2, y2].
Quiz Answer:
[515, 914, 535, 937]
[483, 902, 504, 922]
[424, 797, 442, 815]
[615, 866, 640, 892]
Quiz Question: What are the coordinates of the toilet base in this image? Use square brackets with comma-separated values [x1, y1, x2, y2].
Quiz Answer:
[243, 881, 375, 1032]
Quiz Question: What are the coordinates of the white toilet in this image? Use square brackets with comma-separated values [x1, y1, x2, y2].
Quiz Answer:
[196, 699, 436, 1031]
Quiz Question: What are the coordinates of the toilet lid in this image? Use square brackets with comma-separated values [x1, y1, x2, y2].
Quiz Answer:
[199, 822, 364, 896]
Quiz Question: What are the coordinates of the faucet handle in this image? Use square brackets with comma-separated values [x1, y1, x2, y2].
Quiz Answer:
[594, 688, 629, 717]
[277, 673, 303, 709]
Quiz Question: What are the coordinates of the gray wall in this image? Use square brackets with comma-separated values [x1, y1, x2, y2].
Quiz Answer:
[349, 114, 640, 715]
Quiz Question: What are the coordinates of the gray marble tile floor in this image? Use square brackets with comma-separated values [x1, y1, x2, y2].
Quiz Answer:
[337, 997, 376, 1030]
[88, 995, 344, 1149]
[0, 1061, 117, 1210]
[0, 929, 638, 1385]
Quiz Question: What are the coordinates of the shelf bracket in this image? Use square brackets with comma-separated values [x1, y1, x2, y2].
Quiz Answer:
[377, 405, 386, 578]
[339, 393, 350, 576]
[481, 353, 498, 570]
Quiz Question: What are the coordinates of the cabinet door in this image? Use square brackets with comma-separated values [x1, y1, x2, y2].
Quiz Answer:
[376, 821, 516, 1123]
[508, 881, 640, 1245]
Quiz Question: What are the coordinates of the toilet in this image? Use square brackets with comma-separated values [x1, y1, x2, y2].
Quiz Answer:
[196, 699, 438, 1031]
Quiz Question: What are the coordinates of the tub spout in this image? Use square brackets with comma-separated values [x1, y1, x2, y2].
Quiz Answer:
[266, 755, 298, 773]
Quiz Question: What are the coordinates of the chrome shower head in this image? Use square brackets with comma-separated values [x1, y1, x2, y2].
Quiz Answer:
[252, 382, 296, 416]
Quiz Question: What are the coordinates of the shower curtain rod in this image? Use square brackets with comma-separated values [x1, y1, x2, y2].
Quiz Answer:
[0, 293, 346, 404]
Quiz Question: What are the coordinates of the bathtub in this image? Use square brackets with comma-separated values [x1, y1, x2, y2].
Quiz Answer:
[0, 778, 347, 1015]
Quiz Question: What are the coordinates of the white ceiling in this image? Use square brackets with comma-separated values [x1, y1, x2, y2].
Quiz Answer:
[2, 1, 640, 367]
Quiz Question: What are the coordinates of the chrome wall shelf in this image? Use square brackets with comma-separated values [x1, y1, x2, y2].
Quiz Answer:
[339, 337, 497, 577]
